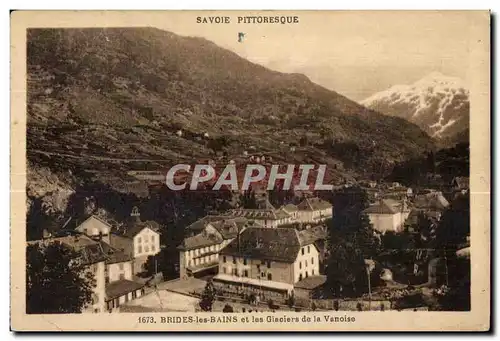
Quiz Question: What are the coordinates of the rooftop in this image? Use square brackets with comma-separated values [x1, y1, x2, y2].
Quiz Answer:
[298, 225, 327, 246]
[220, 227, 308, 263]
[294, 275, 327, 290]
[364, 199, 409, 215]
[119, 217, 160, 239]
[105, 279, 145, 300]
[178, 231, 223, 251]
[297, 197, 332, 211]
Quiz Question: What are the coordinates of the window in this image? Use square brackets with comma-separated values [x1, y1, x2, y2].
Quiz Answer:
[244, 270, 248, 277]
[145, 245, 150, 253]
[94, 308, 100, 313]
[138, 245, 142, 254]
[301, 248, 304, 255]
[151, 235, 155, 243]
[119, 263, 124, 270]
[311, 257, 314, 265]
[138, 237, 142, 243]
[119, 273, 125, 280]
[305, 260, 308, 267]
[307, 245, 310, 253]
[267, 261, 271, 268]
[232, 257, 236, 264]
[306, 271, 309, 278]
[299, 274, 303, 281]
[312, 269, 315, 275]
[267, 273, 272, 280]
[260, 272, 265, 278]
[223, 267, 226, 274]
[223, 256, 227, 263]
[243, 258, 247, 265]
[132, 291, 137, 299]
[299, 262, 302, 269]
[151, 245, 155, 252]
[188, 260, 192, 267]
[105, 276, 109, 284]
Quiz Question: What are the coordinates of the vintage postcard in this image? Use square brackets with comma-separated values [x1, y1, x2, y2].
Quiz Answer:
[10, 10, 490, 331]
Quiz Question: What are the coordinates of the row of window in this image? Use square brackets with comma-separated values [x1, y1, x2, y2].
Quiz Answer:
[299, 257, 314, 269]
[137, 244, 156, 254]
[222, 256, 271, 268]
[137, 235, 156, 244]
[186, 244, 218, 258]
[298, 269, 315, 281]
[222, 267, 273, 281]
[187, 253, 218, 267]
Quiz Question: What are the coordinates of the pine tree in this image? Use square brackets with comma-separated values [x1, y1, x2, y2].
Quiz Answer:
[199, 280, 216, 311]
[325, 186, 379, 296]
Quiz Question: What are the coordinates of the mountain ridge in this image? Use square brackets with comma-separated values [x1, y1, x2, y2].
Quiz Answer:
[361, 72, 469, 141]
[26, 27, 434, 210]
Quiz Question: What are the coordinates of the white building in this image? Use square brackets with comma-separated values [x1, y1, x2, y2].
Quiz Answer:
[364, 199, 410, 233]
[214, 227, 321, 301]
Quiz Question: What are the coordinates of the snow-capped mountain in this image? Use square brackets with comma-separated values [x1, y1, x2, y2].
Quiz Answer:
[361, 72, 469, 140]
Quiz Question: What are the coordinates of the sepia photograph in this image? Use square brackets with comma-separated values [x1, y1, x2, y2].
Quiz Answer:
[10, 10, 490, 331]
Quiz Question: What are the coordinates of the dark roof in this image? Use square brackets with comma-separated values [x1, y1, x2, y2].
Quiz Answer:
[219, 227, 303, 263]
[178, 232, 223, 251]
[51, 235, 108, 265]
[105, 280, 145, 300]
[294, 275, 327, 290]
[297, 197, 332, 211]
[298, 225, 327, 245]
[121, 218, 160, 238]
[226, 208, 289, 220]
[210, 218, 246, 239]
[364, 199, 408, 214]
[185, 215, 228, 233]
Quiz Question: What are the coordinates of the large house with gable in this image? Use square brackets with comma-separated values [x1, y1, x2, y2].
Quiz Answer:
[177, 216, 262, 279]
[213, 227, 322, 302]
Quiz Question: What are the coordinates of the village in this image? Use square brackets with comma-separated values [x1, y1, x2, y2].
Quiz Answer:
[27, 153, 471, 314]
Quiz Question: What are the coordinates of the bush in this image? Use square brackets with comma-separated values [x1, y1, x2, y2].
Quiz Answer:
[222, 304, 234, 313]
[311, 302, 317, 311]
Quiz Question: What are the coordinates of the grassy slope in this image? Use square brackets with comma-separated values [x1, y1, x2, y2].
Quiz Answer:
[26, 27, 434, 194]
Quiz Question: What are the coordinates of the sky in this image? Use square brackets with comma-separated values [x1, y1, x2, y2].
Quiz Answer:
[153, 11, 476, 101]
